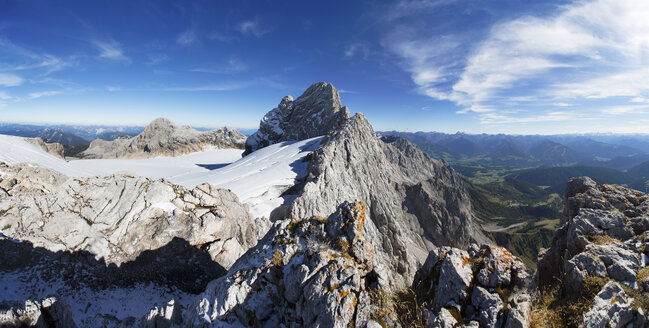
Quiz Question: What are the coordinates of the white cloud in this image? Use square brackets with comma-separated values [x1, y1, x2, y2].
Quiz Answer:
[93, 40, 129, 62]
[177, 30, 196, 46]
[107, 86, 120, 92]
[385, 0, 649, 116]
[237, 20, 270, 37]
[147, 54, 170, 65]
[189, 57, 247, 74]
[28, 91, 61, 99]
[0, 73, 23, 86]
[478, 111, 592, 125]
[0, 39, 72, 75]
[344, 43, 370, 59]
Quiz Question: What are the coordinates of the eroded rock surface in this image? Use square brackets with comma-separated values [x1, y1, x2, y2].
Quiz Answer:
[186, 201, 383, 327]
[536, 177, 649, 326]
[244, 82, 350, 154]
[0, 164, 257, 269]
[409, 245, 531, 328]
[80, 118, 245, 159]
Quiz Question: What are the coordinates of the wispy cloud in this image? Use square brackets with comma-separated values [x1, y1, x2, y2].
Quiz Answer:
[147, 53, 170, 65]
[344, 43, 371, 60]
[0, 73, 24, 86]
[208, 32, 235, 42]
[0, 39, 73, 75]
[384, 0, 457, 21]
[384, 0, 649, 120]
[28, 90, 61, 99]
[478, 111, 593, 125]
[162, 77, 286, 92]
[237, 19, 271, 37]
[93, 40, 129, 62]
[177, 30, 196, 46]
[189, 57, 247, 74]
[107, 86, 120, 92]
[0, 91, 12, 100]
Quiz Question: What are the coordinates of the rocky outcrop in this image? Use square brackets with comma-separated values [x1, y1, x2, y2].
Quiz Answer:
[536, 177, 649, 326]
[24, 137, 65, 159]
[0, 297, 77, 328]
[284, 113, 489, 288]
[80, 118, 246, 159]
[244, 82, 350, 154]
[408, 244, 531, 328]
[185, 201, 382, 327]
[0, 163, 258, 269]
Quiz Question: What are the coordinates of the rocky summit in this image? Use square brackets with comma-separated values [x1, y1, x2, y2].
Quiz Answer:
[244, 82, 350, 154]
[79, 117, 246, 159]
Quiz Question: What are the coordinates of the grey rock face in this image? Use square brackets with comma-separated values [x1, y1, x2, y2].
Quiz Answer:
[185, 201, 382, 327]
[538, 177, 649, 290]
[244, 82, 350, 154]
[24, 137, 65, 159]
[537, 176, 649, 325]
[0, 164, 257, 269]
[287, 113, 489, 288]
[412, 244, 531, 328]
[582, 281, 634, 328]
[0, 297, 77, 328]
[80, 117, 246, 159]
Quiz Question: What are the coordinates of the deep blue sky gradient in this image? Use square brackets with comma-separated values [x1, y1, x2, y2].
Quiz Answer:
[0, 0, 647, 134]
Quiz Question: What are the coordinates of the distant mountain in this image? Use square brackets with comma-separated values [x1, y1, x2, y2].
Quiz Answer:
[79, 117, 246, 159]
[528, 140, 589, 166]
[549, 137, 642, 159]
[579, 153, 649, 171]
[440, 136, 483, 157]
[490, 139, 527, 158]
[37, 127, 88, 145]
[506, 166, 632, 194]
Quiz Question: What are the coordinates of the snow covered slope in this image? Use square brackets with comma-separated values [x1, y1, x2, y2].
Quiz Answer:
[0, 134, 323, 219]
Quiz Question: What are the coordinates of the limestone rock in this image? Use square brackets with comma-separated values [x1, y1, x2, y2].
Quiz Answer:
[80, 117, 246, 159]
[24, 137, 65, 159]
[185, 201, 381, 327]
[538, 177, 649, 291]
[0, 166, 257, 269]
[287, 112, 489, 289]
[0, 297, 77, 328]
[411, 245, 531, 328]
[581, 281, 634, 328]
[245, 82, 350, 154]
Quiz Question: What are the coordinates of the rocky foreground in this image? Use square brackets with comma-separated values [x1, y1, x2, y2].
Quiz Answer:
[2, 82, 648, 327]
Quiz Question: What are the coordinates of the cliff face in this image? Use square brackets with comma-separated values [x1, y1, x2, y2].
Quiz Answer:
[80, 118, 246, 159]
[284, 113, 489, 288]
[244, 82, 350, 154]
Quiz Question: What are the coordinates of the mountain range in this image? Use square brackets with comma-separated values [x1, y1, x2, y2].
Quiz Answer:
[1, 82, 648, 327]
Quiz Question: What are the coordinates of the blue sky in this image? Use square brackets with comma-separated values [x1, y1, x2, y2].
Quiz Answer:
[0, 0, 648, 134]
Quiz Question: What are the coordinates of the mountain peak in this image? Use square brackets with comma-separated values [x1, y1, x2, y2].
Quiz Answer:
[244, 82, 350, 154]
[143, 117, 177, 134]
